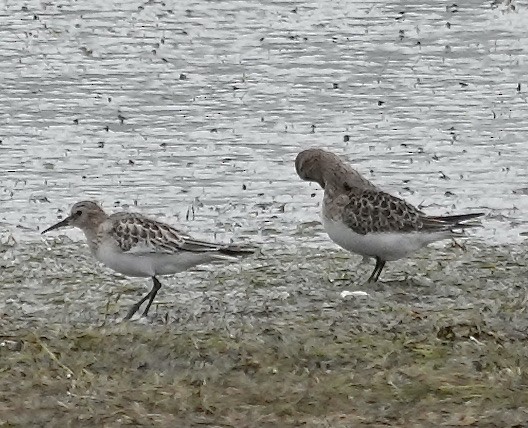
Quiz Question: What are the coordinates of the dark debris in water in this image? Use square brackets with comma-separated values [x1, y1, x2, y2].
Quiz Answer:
[1, 241, 528, 426]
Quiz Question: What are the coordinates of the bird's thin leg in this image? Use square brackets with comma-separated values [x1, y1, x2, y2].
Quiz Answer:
[373, 259, 386, 282]
[123, 277, 161, 320]
[124, 291, 151, 321]
[367, 258, 380, 282]
[141, 276, 162, 318]
[368, 257, 385, 283]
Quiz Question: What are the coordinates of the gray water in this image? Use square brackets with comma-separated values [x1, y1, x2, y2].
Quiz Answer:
[1, 0, 527, 249]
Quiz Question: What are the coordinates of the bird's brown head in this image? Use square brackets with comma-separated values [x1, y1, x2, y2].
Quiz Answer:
[295, 148, 331, 188]
[295, 148, 378, 192]
[42, 201, 107, 234]
[296, 148, 351, 189]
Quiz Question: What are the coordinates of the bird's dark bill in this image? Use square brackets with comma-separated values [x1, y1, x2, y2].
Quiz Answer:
[41, 217, 72, 234]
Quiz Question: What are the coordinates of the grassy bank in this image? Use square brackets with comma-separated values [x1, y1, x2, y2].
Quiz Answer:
[1, 241, 528, 426]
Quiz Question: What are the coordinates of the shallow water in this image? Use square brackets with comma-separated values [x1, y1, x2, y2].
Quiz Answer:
[1, 1, 528, 322]
[1, 0, 527, 248]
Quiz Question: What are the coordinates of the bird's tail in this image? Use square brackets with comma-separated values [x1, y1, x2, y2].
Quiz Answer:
[428, 212, 484, 230]
[430, 213, 483, 223]
[219, 244, 256, 257]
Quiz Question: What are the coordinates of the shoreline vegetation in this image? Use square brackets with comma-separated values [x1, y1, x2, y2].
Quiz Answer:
[1, 240, 528, 426]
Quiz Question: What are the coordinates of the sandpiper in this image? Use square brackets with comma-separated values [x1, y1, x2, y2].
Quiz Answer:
[42, 201, 254, 320]
[295, 148, 483, 282]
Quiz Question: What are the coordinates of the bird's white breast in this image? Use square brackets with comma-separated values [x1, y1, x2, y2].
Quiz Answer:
[322, 217, 450, 261]
[94, 240, 225, 277]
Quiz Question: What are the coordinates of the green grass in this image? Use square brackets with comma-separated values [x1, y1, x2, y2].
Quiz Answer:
[1, 318, 528, 427]
[1, 241, 528, 426]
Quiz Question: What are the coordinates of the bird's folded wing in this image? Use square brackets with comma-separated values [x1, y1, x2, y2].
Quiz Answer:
[119, 240, 180, 255]
[342, 189, 447, 234]
[178, 238, 224, 252]
[109, 214, 188, 254]
[121, 237, 225, 255]
[107, 212, 246, 255]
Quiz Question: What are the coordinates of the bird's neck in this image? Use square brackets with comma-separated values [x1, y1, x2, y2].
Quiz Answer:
[82, 228, 100, 254]
[80, 215, 108, 254]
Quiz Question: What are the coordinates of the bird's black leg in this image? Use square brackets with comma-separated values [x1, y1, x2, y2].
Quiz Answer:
[373, 259, 386, 282]
[123, 276, 162, 320]
[141, 276, 162, 318]
[368, 257, 386, 283]
[367, 259, 379, 282]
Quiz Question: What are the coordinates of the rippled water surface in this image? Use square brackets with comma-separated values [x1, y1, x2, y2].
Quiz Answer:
[2, 4, 528, 424]
[1, 0, 527, 247]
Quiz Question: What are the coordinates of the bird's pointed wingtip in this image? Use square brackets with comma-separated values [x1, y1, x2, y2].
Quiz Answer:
[220, 245, 257, 256]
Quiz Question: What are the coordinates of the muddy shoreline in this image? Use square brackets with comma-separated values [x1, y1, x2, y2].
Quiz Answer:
[1, 240, 528, 426]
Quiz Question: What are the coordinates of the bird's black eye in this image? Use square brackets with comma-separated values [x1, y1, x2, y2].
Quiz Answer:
[75, 210, 83, 216]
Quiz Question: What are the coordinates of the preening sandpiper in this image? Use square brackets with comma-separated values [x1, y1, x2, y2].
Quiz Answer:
[42, 201, 254, 320]
[295, 148, 483, 282]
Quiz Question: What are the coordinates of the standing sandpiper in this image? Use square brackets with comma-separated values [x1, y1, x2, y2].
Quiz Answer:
[42, 201, 254, 320]
[295, 148, 483, 282]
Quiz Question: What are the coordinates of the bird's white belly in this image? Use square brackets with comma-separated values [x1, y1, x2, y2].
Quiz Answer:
[323, 218, 449, 261]
[95, 243, 223, 277]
